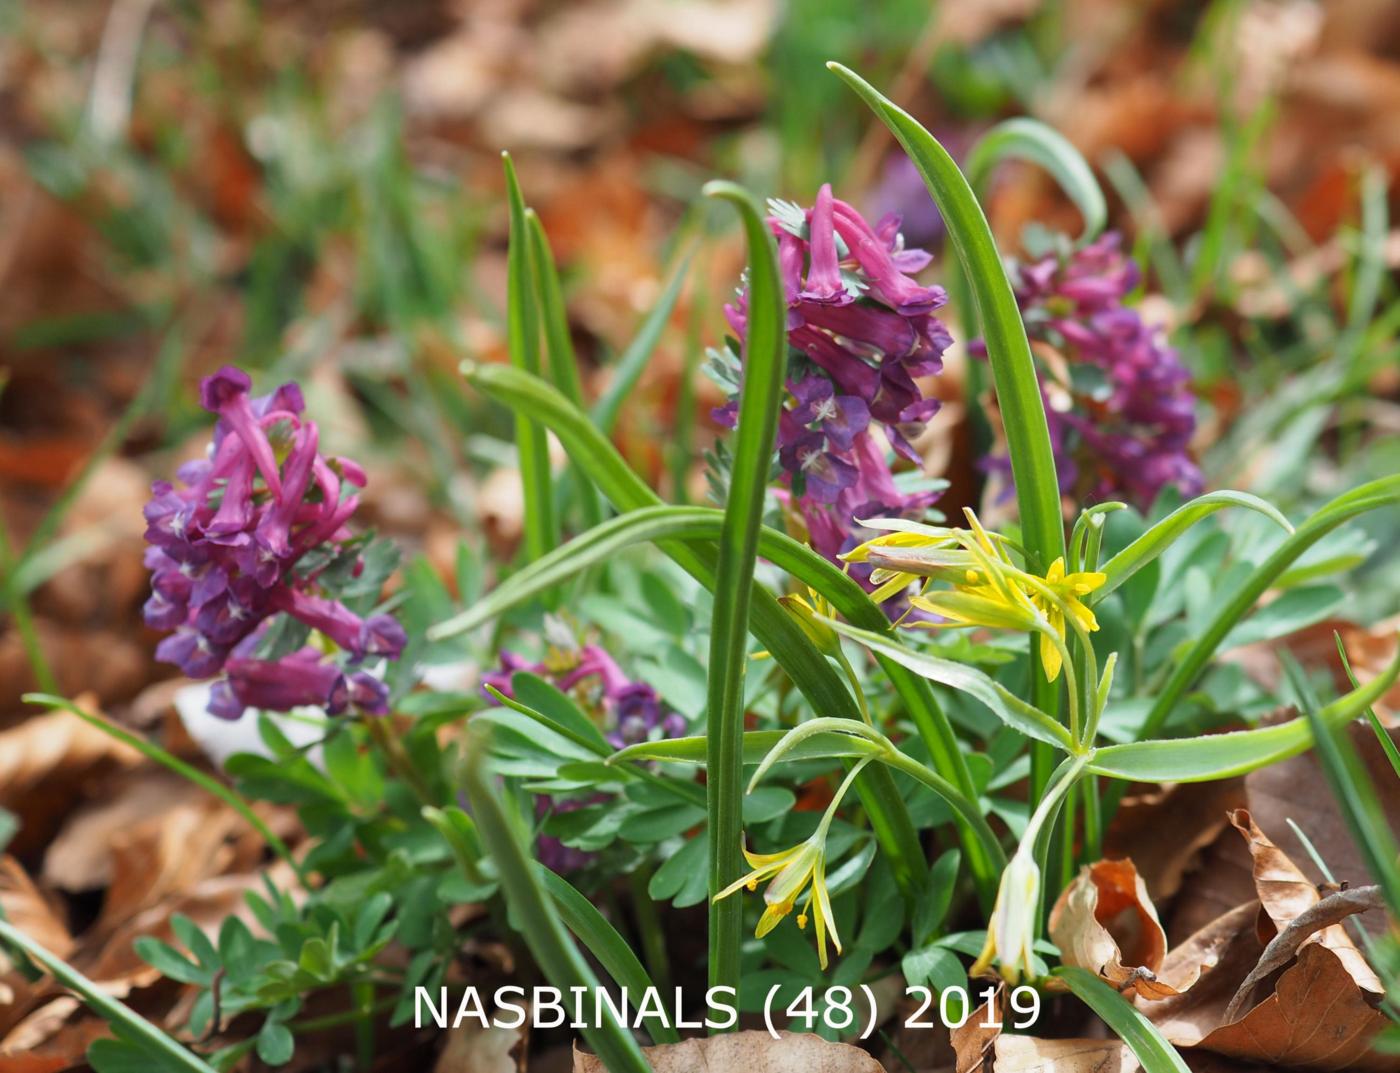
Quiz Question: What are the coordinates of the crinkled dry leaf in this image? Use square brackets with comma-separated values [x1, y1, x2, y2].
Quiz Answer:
[0, 857, 72, 963]
[1050, 858, 1177, 999]
[992, 1035, 1137, 1072]
[1227, 810, 1381, 993]
[0, 699, 142, 808]
[572, 1031, 882, 1073]
[434, 1020, 525, 1073]
[952, 986, 1002, 1073]
[1105, 779, 1245, 901]
[1191, 943, 1400, 1072]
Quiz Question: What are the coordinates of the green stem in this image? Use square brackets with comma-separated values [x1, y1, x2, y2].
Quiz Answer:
[24, 693, 307, 886]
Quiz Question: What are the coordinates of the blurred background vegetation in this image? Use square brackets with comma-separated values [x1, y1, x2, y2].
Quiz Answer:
[1, 0, 1398, 728]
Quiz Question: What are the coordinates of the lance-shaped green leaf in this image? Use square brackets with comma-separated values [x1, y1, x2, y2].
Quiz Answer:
[701, 180, 787, 998]
[0, 918, 219, 1073]
[1302, 681, 1400, 913]
[458, 361, 959, 902]
[462, 727, 653, 1073]
[1095, 490, 1293, 601]
[1089, 639, 1400, 782]
[539, 869, 681, 1044]
[1136, 475, 1400, 740]
[429, 494, 995, 901]
[501, 154, 557, 566]
[827, 61, 1067, 798]
[611, 729, 879, 767]
[1054, 968, 1191, 1073]
[820, 620, 1075, 751]
[827, 63, 1063, 575]
[966, 118, 1108, 240]
[525, 208, 603, 529]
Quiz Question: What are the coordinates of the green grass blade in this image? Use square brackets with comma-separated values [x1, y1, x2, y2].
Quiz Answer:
[539, 868, 681, 1045]
[462, 729, 653, 1073]
[525, 208, 603, 529]
[827, 61, 1068, 801]
[23, 693, 306, 886]
[459, 362, 931, 901]
[700, 181, 787, 1001]
[1302, 681, 1400, 913]
[0, 918, 218, 1073]
[501, 153, 558, 567]
[1136, 476, 1400, 741]
[612, 729, 877, 766]
[965, 118, 1107, 240]
[1336, 633, 1400, 783]
[593, 249, 694, 435]
[1096, 490, 1294, 601]
[1054, 967, 1191, 1073]
[1089, 641, 1400, 782]
[827, 63, 1064, 574]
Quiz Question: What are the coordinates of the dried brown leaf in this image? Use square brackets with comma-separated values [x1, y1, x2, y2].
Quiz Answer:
[434, 1020, 525, 1073]
[572, 1030, 882, 1073]
[1050, 859, 1177, 999]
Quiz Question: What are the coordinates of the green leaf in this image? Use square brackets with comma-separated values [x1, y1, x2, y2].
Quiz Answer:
[822, 620, 1073, 750]
[611, 728, 877, 766]
[1054, 967, 1191, 1072]
[539, 868, 679, 1044]
[511, 672, 612, 755]
[0, 920, 218, 1073]
[462, 728, 653, 1072]
[649, 833, 710, 908]
[827, 64, 1063, 575]
[1220, 585, 1344, 650]
[966, 118, 1107, 240]
[256, 1020, 295, 1065]
[525, 208, 603, 529]
[0, 807, 16, 855]
[902, 945, 965, 992]
[456, 363, 931, 902]
[1135, 475, 1400, 740]
[428, 496, 994, 901]
[1095, 490, 1293, 601]
[501, 153, 557, 569]
[1089, 641, 1400, 782]
[133, 938, 209, 986]
[913, 849, 961, 945]
[702, 180, 789, 997]
[1302, 681, 1400, 913]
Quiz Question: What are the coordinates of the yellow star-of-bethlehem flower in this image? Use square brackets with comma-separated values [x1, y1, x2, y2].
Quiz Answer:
[1027, 557, 1107, 681]
[715, 836, 841, 968]
[970, 851, 1041, 984]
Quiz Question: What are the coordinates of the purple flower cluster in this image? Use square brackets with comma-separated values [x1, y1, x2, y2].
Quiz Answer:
[484, 640, 687, 872]
[716, 184, 949, 566]
[143, 365, 405, 721]
[1003, 232, 1202, 508]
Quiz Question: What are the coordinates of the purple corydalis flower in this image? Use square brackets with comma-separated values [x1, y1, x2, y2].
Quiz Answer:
[718, 188, 949, 580]
[989, 232, 1201, 509]
[144, 365, 402, 720]
[200, 366, 284, 498]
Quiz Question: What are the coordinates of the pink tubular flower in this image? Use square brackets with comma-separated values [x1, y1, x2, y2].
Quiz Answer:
[143, 365, 402, 720]
[715, 189, 949, 578]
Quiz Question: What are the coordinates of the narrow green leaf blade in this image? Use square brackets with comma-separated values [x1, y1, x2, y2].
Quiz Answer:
[1054, 967, 1191, 1073]
[1096, 490, 1294, 601]
[462, 729, 653, 1073]
[966, 118, 1107, 240]
[501, 153, 558, 567]
[700, 180, 788, 998]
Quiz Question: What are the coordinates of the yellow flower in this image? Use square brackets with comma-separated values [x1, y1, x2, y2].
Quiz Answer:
[1026, 558, 1106, 682]
[716, 837, 842, 968]
[778, 588, 841, 656]
[970, 851, 1041, 985]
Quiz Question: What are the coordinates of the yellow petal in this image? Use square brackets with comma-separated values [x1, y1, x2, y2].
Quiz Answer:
[755, 900, 793, 938]
[1039, 630, 1063, 682]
